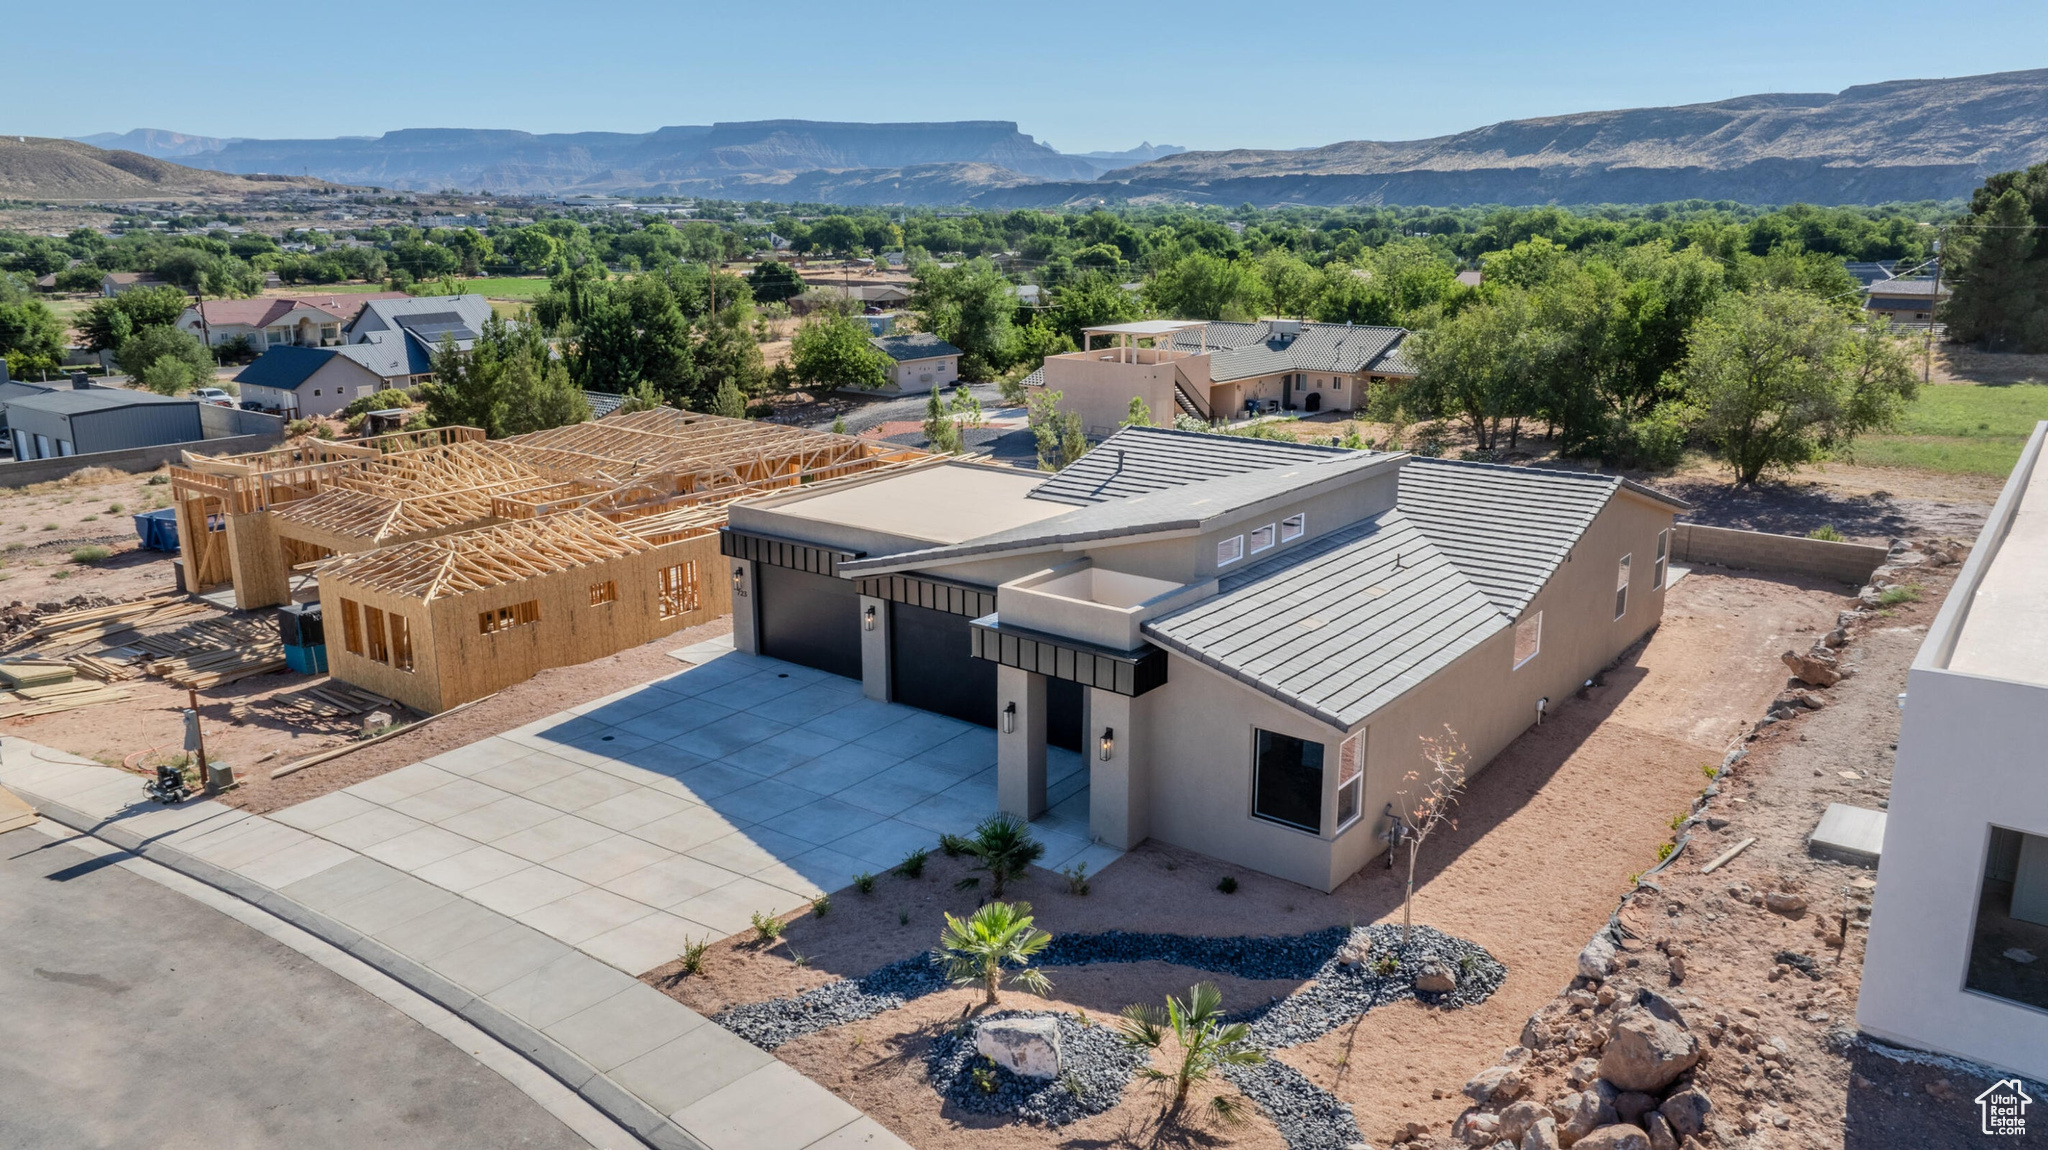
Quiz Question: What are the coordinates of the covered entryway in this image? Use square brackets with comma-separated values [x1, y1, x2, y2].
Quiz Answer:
[757, 563, 862, 679]
[889, 601, 996, 727]
[1047, 676, 1083, 752]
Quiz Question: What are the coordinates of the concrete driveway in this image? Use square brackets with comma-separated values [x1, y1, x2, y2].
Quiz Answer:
[0, 826, 593, 1150]
[274, 638, 1114, 973]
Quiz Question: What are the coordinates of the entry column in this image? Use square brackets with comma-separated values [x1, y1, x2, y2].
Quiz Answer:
[996, 665, 1046, 819]
[1087, 687, 1148, 850]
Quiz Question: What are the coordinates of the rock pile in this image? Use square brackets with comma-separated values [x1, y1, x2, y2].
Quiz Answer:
[1403, 968, 1721, 1150]
[926, 1011, 1145, 1126]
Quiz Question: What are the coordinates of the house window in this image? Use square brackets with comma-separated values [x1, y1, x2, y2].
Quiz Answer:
[1653, 529, 1670, 589]
[313, 389, 321, 397]
[389, 613, 414, 672]
[589, 580, 618, 606]
[363, 605, 389, 664]
[1966, 826, 2048, 1013]
[1253, 729, 1325, 834]
[1335, 731, 1364, 831]
[339, 599, 364, 656]
[659, 561, 699, 619]
[1250, 524, 1276, 554]
[1514, 611, 1542, 669]
[479, 600, 541, 635]
[1217, 535, 1245, 567]
[1332, 378, 1344, 391]
[1281, 513, 1306, 542]
[1615, 554, 1632, 620]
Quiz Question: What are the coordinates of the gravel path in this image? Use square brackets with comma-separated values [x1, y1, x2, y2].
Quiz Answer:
[713, 922, 1506, 1150]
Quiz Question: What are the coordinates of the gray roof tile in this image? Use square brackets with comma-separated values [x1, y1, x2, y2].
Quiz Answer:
[1030, 425, 1355, 506]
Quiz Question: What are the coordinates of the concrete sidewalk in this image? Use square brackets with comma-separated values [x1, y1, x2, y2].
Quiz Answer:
[0, 737, 907, 1150]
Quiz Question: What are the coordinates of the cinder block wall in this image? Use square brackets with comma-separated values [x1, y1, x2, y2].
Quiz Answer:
[1670, 523, 1887, 585]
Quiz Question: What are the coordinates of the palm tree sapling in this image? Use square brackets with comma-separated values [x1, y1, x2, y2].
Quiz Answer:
[1116, 981, 1264, 1120]
[937, 900, 1052, 1006]
[959, 813, 1044, 897]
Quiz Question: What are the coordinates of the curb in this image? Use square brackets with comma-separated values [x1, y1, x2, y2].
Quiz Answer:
[19, 789, 709, 1150]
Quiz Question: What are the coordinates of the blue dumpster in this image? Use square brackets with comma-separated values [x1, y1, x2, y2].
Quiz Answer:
[133, 508, 179, 552]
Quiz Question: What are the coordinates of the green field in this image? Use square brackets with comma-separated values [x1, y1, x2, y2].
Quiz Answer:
[444, 277, 550, 299]
[1850, 383, 2048, 476]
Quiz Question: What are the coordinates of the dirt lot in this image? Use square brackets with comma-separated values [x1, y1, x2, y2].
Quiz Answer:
[645, 569, 1845, 1149]
[0, 468, 181, 605]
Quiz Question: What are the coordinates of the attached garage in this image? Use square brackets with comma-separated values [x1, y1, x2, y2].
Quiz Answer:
[889, 601, 996, 727]
[756, 563, 862, 680]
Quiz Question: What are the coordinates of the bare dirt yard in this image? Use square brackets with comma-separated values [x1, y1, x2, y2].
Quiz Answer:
[646, 569, 1847, 1150]
[0, 467, 181, 605]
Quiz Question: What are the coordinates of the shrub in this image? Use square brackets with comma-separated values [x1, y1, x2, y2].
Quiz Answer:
[1372, 953, 1399, 976]
[343, 388, 416, 418]
[1216, 875, 1239, 894]
[810, 893, 832, 917]
[956, 813, 1044, 898]
[1879, 583, 1922, 607]
[1807, 524, 1845, 542]
[938, 833, 972, 858]
[1062, 862, 1091, 896]
[107, 503, 124, 514]
[894, 848, 928, 879]
[286, 418, 318, 437]
[1116, 982, 1264, 1120]
[750, 910, 785, 943]
[1601, 401, 1695, 470]
[145, 473, 169, 485]
[678, 936, 710, 976]
[852, 871, 876, 894]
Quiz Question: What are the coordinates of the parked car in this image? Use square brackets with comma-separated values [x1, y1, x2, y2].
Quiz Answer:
[192, 387, 236, 408]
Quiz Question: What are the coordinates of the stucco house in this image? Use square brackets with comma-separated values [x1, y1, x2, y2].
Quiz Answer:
[721, 426, 1685, 891]
[1034, 319, 1416, 435]
[1861, 421, 2048, 1083]
[176, 293, 407, 350]
[344, 294, 496, 347]
[868, 333, 961, 395]
[1861, 277, 1950, 325]
[101, 271, 169, 296]
[233, 342, 422, 417]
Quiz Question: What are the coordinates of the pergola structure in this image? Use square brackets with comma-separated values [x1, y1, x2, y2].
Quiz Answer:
[166, 411, 929, 710]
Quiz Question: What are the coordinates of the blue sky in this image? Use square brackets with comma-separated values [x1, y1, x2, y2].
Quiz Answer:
[13, 1, 2046, 153]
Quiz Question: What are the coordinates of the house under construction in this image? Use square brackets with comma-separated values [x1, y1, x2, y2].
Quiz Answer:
[167, 409, 926, 712]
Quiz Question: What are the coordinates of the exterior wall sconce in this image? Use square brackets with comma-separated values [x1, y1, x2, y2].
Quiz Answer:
[1001, 701, 1016, 734]
[731, 567, 747, 596]
[1099, 727, 1115, 761]
[863, 605, 878, 631]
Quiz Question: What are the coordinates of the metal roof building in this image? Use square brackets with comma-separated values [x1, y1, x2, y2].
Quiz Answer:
[4, 386, 203, 460]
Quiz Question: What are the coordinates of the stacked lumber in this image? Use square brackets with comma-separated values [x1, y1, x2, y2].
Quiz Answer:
[147, 646, 285, 689]
[8, 595, 210, 656]
[271, 684, 394, 719]
[0, 679, 129, 719]
[69, 653, 141, 682]
[0, 662, 75, 688]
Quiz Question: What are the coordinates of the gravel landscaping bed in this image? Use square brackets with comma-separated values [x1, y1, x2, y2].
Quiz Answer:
[923, 1011, 1146, 1127]
[1225, 1058, 1365, 1150]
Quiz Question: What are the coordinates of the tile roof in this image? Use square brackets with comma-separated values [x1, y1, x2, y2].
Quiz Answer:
[1143, 510, 1507, 729]
[234, 338, 419, 390]
[1147, 320, 1415, 381]
[347, 294, 495, 338]
[1397, 457, 1684, 617]
[1029, 424, 1354, 507]
[871, 333, 961, 362]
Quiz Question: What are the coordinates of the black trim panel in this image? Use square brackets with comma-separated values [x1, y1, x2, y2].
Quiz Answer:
[968, 615, 1168, 698]
[855, 573, 997, 619]
[720, 528, 858, 577]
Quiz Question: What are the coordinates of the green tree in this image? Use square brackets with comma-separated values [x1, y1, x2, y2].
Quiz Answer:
[505, 226, 561, 273]
[1122, 394, 1152, 427]
[617, 379, 663, 414]
[712, 378, 748, 419]
[1116, 982, 1264, 1121]
[790, 314, 889, 391]
[79, 285, 189, 352]
[1680, 289, 1919, 484]
[1046, 272, 1139, 345]
[0, 286, 65, 367]
[1144, 252, 1268, 321]
[115, 326, 213, 386]
[1944, 180, 2044, 350]
[1405, 293, 1544, 452]
[418, 318, 589, 437]
[937, 900, 1052, 1007]
[911, 259, 1018, 379]
[748, 260, 805, 304]
[923, 389, 961, 453]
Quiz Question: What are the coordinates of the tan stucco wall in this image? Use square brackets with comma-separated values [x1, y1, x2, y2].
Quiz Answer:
[290, 357, 390, 418]
[1043, 352, 1193, 431]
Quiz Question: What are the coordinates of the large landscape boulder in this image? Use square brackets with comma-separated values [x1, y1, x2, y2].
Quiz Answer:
[1555, 1081, 1620, 1144]
[1598, 992, 1702, 1093]
[974, 1017, 1061, 1080]
[1575, 1125, 1651, 1150]
[1415, 961, 1459, 993]
[1498, 1099, 1551, 1143]
[1781, 649, 1841, 688]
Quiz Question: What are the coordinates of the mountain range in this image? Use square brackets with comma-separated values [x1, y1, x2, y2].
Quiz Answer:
[51, 69, 2048, 207]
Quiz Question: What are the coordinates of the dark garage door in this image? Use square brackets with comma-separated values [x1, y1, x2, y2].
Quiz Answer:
[889, 601, 996, 728]
[757, 563, 862, 680]
[1047, 676, 1083, 752]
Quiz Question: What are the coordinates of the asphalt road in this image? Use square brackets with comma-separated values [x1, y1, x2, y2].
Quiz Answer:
[0, 826, 593, 1150]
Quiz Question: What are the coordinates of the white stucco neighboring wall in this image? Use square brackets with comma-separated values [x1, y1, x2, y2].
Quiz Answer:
[1860, 421, 2048, 1083]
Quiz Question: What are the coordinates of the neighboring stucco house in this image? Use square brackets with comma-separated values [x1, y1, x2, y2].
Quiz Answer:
[234, 343, 421, 417]
[1035, 318, 1416, 434]
[176, 293, 407, 350]
[1862, 278, 1950, 325]
[722, 426, 1685, 892]
[1861, 420, 2048, 1084]
[344, 294, 496, 348]
[868, 333, 961, 395]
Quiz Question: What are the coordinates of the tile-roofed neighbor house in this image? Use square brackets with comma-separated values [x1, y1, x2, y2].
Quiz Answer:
[725, 425, 1688, 892]
[176, 293, 407, 351]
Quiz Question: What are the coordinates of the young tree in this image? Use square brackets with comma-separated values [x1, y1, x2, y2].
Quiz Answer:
[712, 378, 748, 419]
[1122, 394, 1152, 427]
[937, 900, 1052, 1007]
[1116, 982, 1264, 1123]
[923, 389, 961, 454]
[1381, 725, 1468, 951]
[1680, 288, 1918, 484]
[790, 314, 889, 391]
[617, 379, 663, 414]
[947, 386, 982, 437]
[139, 356, 203, 395]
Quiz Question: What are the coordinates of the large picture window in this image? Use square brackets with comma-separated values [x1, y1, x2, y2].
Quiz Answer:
[1253, 729, 1324, 833]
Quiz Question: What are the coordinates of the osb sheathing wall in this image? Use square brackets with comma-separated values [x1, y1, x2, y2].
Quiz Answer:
[320, 532, 729, 714]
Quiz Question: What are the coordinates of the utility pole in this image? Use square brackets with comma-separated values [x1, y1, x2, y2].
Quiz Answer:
[1925, 226, 1945, 384]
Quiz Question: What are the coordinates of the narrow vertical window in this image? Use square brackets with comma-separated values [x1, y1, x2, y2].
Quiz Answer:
[1335, 731, 1364, 830]
[1615, 554, 1632, 620]
[1252, 729, 1324, 833]
[1514, 611, 1543, 669]
[1653, 529, 1670, 590]
[659, 561, 700, 618]
[389, 613, 414, 673]
[363, 605, 389, 664]
[340, 599, 363, 655]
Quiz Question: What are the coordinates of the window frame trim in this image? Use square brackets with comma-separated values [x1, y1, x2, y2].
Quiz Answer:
[1249, 726, 1327, 837]
[1216, 534, 1246, 567]
[1615, 552, 1632, 621]
[1513, 610, 1543, 670]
